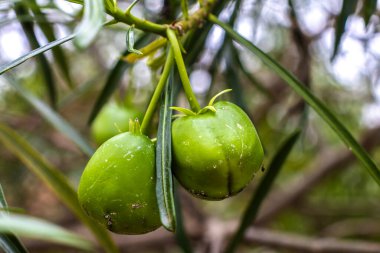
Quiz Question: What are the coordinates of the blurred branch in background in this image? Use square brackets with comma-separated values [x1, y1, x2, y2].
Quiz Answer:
[243, 227, 380, 253]
[256, 124, 380, 226]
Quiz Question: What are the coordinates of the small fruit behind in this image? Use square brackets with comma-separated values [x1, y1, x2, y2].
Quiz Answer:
[171, 91, 264, 200]
[78, 120, 161, 234]
[91, 102, 143, 145]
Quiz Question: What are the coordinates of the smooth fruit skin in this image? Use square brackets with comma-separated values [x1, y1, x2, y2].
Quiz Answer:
[172, 101, 264, 200]
[91, 103, 142, 145]
[78, 132, 161, 234]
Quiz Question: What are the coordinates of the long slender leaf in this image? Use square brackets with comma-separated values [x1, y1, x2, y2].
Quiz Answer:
[210, 15, 380, 186]
[0, 214, 93, 251]
[14, 3, 57, 107]
[0, 185, 28, 253]
[225, 130, 301, 253]
[28, 0, 73, 87]
[331, 0, 358, 60]
[88, 35, 149, 124]
[74, 0, 104, 48]
[156, 67, 176, 231]
[0, 34, 75, 75]
[4, 76, 93, 156]
[0, 124, 119, 253]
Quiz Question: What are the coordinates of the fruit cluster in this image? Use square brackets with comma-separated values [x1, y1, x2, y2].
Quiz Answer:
[78, 94, 264, 234]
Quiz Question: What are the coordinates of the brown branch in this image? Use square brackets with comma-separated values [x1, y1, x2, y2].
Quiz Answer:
[244, 227, 380, 253]
[25, 216, 380, 253]
[255, 125, 380, 225]
[321, 218, 380, 238]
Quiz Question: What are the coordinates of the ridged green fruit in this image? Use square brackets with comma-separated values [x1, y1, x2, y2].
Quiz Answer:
[91, 102, 142, 145]
[78, 132, 161, 234]
[172, 101, 264, 200]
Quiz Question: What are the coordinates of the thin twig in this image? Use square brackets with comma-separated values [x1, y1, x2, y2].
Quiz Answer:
[244, 227, 380, 253]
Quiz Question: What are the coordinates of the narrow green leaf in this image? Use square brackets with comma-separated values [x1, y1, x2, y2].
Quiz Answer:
[4, 76, 93, 156]
[225, 130, 301, 253]
[0, 34, 75, 75]
[156, 67, 176, 231]
[74, 0, 105, 48]
[88, 35, 149, 124]
[14, 3, 57, 107]
[28, 0, 73, 88]
[332, 0, 358, 60]
[0, 214, 93, 251]
[210, 15, 380, 186]
[363, 0, 377, 26]
[0, 124, 119, 253]
[0, 185, 28, 253]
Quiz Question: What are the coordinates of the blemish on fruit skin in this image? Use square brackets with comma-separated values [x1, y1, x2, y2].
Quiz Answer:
[132, 203, 142, 209]
[104, 213, 113, 228]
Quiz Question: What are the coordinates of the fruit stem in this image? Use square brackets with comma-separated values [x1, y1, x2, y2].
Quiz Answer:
[140, 47, 174, 135]
[167, 28, 201, 113]
[129, 118, 141, 134]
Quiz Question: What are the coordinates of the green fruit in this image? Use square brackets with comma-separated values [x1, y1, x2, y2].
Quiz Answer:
[78, 131, 161, 234]
[91, 102, 142, 145]
[172, 101, 264, 200]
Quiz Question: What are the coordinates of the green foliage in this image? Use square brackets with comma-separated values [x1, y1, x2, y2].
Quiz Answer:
[156, 67, 176, 231]
[209, 14, 380, 187]
[0, 0, 379, 252]
[0, 124, 117, 253]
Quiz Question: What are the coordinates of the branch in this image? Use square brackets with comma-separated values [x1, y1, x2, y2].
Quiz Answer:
[24, 213, 380, 253]
[255, 125, 380, 225]
[244, 227, 380, 253]
[172, 0, 217, 34]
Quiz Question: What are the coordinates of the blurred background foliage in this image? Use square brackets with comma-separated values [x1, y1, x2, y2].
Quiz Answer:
[1, 0, 380, 252]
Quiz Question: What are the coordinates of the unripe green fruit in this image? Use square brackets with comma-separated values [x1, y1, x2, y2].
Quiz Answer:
[172, 101, 264, 200]
[91, 102, 142, 145]
[78, 132, 161, 234]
